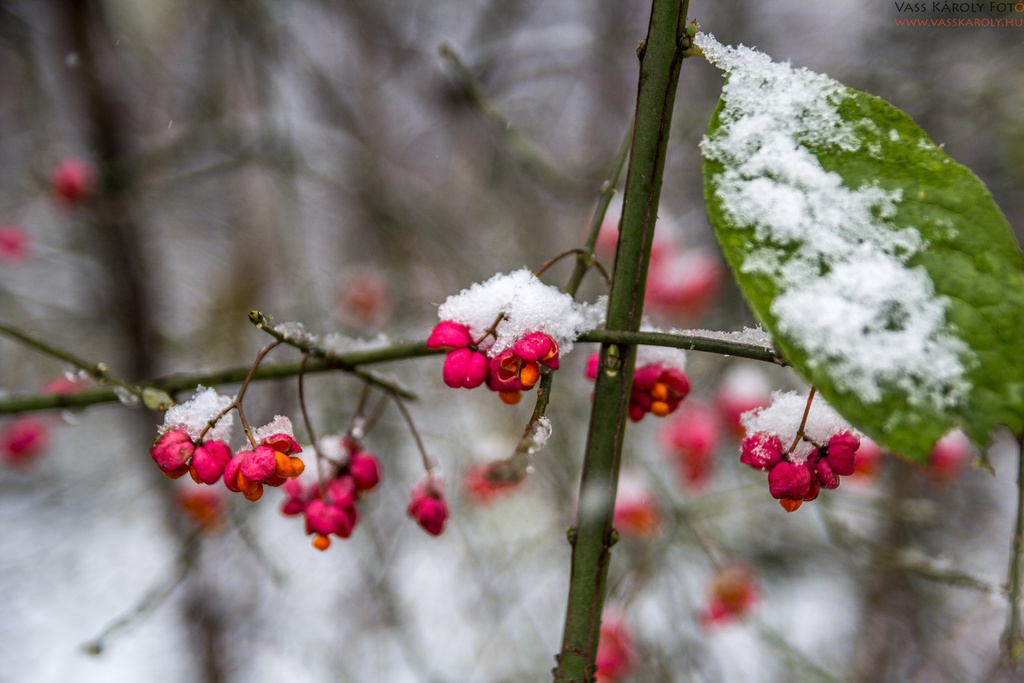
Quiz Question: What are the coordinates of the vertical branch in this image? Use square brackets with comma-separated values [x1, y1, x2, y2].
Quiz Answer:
[1003, 432, 1024, 662]
[553, 1, 690, 681]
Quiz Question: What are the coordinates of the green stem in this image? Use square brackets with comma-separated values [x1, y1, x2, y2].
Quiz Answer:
[0, 326, 776, 416]
[578, 328, 780, 365]
[0, 320, 148, 404]
[553, 1, 689, 680]
[1003, 432, 1024, 662]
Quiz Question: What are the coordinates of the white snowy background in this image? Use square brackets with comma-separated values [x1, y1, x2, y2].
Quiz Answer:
[1, 1, 1022, 681]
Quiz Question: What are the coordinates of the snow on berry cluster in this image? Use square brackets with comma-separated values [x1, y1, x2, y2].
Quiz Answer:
[149, 388, 305, 502]
[739, 390, 860, 511]
[428, 269, 604, 405]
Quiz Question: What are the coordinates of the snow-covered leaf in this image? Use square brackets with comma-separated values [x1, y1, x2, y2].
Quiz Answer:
[698, 33, 1024, 462]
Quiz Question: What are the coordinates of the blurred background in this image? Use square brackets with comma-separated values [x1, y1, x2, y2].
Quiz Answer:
[1, 1, 1023, 681]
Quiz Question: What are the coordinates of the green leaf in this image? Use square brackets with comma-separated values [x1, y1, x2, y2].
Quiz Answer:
[697, 34, 1024, 462]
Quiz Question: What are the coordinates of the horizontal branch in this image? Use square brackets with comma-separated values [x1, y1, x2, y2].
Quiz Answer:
[578, 329, 781, 365]
[0, 328, 780, 416]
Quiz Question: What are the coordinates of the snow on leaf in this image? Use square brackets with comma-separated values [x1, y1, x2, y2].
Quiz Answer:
[698, 33, 1024, 462]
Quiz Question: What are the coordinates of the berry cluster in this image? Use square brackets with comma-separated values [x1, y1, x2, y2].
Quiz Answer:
[427, 321, 559, 405]
[280, 437, 382, 550]
[407, 477, 449, 536]
[150, 427, 305, 502]
[740, 430, 860, 511]
[585, 352, 690, 422]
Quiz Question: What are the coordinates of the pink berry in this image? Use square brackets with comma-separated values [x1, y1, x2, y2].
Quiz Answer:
[150, 430, 194, 473]
[335, 268, 394, 330]
[767, 460, 812, 500]
[305, 499, 347, 537]
[408, 479, 448, 536]
[595, 615, 635, 681]
[928, 429, 972, 486]
[645, 251, 723, 321]
[240, 445, 277, 482]
[813, 456, 840, 490]
[190, 440, 233, 485]
[850, 437, 885, 482]
[426, 320, 473, 350]
[222, 453, 245, 492]
[701, 565, 759, 626]
[280, 478, 315, 516]
[825, 431, 859, 476]
[325, 475, 357, 507]
[739, 432, 783, 471]
[51, 158, 95, 203]
[0, 224, 29, 263]
[349, 452, 381, 491]
[0, 416, 49, 468]
[462, 463, 520, 505]
[662, 402, 721, 490]
[512, 332, 559, 369]
[442, 347, 489, 389]
[613, 485, 662, 538]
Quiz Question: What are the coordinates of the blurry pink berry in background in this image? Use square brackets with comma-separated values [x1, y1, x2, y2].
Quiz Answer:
[335, 268, 394, 330]
[280, 478, 316, 516]
[613, 481, 662, 538]
[408, 478, 449, 536]
[0, 224, 29, 263]
[51, 158, 95, 203]
[927, 429, 972, 487]
[176, 487, 225, 531]
[40, 374, 90, 395]
[715, 364, 772, 439]
[661, 401, 722, 489]
[701, 564, 759, 626]
[645, 250, 723, 321]
[849, 436, 885, 483]
[0, 416, 50, 469]
[595, 614, 635, 682]
[462, 463, 519, 505]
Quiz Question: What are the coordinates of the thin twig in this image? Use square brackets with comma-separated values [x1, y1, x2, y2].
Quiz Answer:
[391, 395, 432, 475]
[786, 387, 817, 455]
[249, 310, 418, 399]
[82, 530, 202, 655]
[437, 41, 577, 194]
[565, 121, 633, 298]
